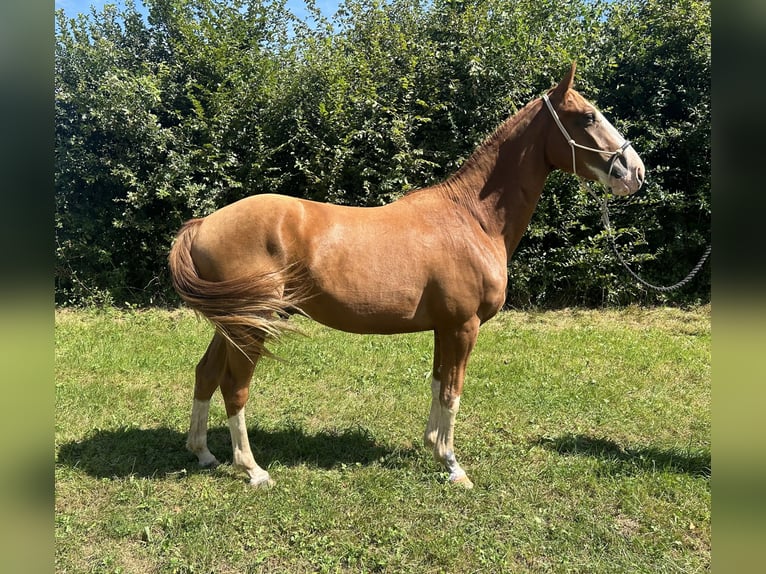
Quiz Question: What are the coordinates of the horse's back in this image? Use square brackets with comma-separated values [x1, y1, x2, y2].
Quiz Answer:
[193, 192, 433, 274]
[190, 191, 507, 332]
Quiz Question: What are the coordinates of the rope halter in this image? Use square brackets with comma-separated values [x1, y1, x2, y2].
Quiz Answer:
[542, 93, 633, 182]
[541, 93, 710, 292]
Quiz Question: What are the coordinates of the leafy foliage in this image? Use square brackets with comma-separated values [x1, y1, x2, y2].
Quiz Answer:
[55, 0, 710, 307]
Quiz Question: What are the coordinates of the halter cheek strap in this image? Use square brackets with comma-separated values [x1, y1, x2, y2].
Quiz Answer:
[542, 93, 632, 180]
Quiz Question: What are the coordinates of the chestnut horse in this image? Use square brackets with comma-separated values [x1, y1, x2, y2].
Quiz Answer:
[169, 63, 644, 488]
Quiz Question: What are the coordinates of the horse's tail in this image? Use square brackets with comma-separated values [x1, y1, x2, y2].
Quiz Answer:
[168, 218, 307, 359]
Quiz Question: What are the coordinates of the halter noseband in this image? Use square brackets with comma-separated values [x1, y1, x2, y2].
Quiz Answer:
[542, 93, 633, 180]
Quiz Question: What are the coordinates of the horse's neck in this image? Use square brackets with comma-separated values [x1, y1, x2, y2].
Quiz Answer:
[440, 100, 551, 260]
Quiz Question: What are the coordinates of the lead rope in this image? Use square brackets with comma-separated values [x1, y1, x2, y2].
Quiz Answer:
[542, 94, 711, 292]
[586, 184, 711, 292]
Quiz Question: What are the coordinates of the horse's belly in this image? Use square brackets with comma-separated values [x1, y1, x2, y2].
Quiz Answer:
[300, 286, 430, 334]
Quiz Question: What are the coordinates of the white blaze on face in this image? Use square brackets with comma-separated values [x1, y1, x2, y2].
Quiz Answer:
[586, 110, 645, 196]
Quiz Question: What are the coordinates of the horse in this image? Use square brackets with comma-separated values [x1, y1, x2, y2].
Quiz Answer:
[168, 63, 645, 489]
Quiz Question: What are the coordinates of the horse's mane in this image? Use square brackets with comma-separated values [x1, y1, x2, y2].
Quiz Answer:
[405, 97, 540, 209]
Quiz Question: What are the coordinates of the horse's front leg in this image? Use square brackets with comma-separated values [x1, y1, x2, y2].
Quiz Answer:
[427, 317, 479, 488]
[424, 330, 441, 450]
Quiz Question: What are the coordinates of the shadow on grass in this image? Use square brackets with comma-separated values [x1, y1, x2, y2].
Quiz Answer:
[57, 423, 415, 480]
[534, 434, 710, 478]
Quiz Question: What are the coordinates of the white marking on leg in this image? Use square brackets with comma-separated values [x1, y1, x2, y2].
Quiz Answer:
[434, 395, 464, 479]
[228, 408, 274, 488]
[186, 399, 219, 468]
[434, 396, 474, 488]
[424, 376, 440, 448]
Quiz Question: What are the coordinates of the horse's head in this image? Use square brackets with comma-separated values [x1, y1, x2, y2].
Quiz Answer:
[543, 63, 645, 196]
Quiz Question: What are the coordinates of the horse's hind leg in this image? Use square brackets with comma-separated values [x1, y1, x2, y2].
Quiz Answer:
[187, 333, 226, 468]
[219, 339, 274, 488]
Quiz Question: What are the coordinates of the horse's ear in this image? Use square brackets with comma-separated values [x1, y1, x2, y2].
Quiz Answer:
[550, 62, 576, 101]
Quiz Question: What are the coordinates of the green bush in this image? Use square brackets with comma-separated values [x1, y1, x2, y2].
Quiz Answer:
[55, 0, 710, 307]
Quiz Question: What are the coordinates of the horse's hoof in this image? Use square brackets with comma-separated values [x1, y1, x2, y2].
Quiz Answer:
[248, 475, 275, 489]
[196, 453, 220, 469]
[450, 475, 474, 489]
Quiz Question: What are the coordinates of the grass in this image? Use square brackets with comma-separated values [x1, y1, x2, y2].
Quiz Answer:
[55, 306, 710, 573]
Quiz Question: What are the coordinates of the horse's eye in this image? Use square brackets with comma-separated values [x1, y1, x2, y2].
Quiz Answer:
[584, 113, 597, 126]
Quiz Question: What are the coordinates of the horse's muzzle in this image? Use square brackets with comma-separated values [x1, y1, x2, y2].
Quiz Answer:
[609, 149, 645, 196]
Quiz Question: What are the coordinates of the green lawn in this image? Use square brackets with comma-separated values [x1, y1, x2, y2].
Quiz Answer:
[55, 306, 710, 573]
